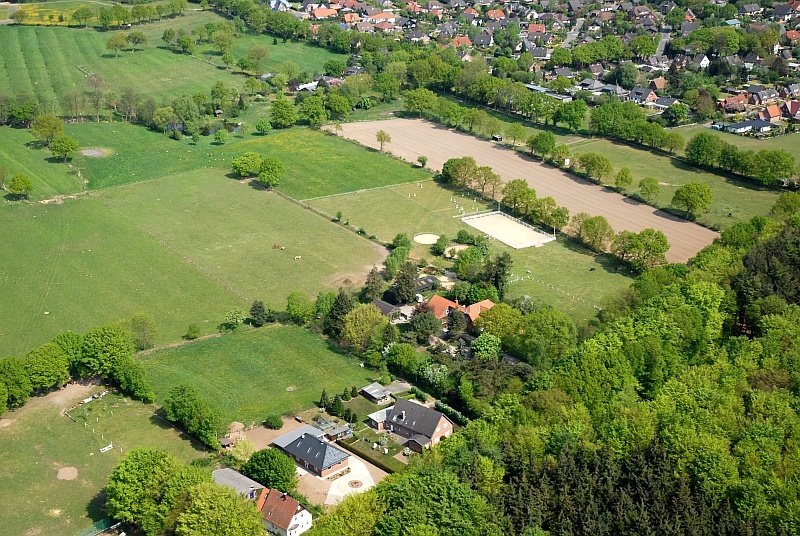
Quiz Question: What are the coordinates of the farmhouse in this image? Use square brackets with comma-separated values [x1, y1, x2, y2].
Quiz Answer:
[360, 382, 393, 405]
[212, 468, 264, 500]
[427, 294, 495, 329]
[369, 399, 454, 452]
[279, 433, 350, 477]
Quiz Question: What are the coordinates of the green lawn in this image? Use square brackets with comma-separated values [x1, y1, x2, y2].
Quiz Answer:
[139, 326, 374, 424]
[0, 390, 204, 536]
[310, 181, 632, 323]
[0, 12, 343, 114]
[218, 128, 432, 200]
[674, 124, 800, 162]
[97, 168, 386, 308]
[66, 123, 429, 196]
[568, 138, 779, 230]
[12, 0, 115, 26]
[0, 127, 84, 200]
[0, 199, 243, 356]
[66, 122, 210, 189]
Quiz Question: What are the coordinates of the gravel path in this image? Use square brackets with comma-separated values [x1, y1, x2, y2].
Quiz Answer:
[336, 119, 719, 263]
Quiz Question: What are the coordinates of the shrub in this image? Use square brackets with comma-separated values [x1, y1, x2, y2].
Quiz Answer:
[263, 415, 283, 429]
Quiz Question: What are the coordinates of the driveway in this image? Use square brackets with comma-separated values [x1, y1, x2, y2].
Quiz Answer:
[295, 452, 388, 506]
[561, 18, 584, 49]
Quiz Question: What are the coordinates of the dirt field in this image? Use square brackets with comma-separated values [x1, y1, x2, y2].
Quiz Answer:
[336, 119, 719, 263]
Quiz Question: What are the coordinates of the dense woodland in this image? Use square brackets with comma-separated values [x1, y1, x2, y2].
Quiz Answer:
[295, 191, 800, 535]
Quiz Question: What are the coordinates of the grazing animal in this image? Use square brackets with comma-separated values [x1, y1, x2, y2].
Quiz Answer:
[294, 256, 302, 260]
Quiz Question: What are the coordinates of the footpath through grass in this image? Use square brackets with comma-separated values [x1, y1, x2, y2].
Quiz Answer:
[139, 325, 374, 425]
[0, 389, 204, 536]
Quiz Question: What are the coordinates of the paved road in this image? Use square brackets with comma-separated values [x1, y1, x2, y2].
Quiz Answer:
[656, 29, 671, 56]
[336, 119, 719, 263]
[561, 17, 584, 49]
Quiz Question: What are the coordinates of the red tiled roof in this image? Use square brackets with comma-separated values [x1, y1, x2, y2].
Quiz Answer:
[786, 30, 800, 42]
[312, 7, 337, 18]
[486, 8, 505, 20]
[426, 295, 495, 322]
[452, 35, 472, 47]
[462, 299, 495, 322]
[528, 23, 545, 33]
[259, 488, 304, 531]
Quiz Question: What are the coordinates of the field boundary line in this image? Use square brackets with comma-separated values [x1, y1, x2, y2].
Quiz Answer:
[302, 178, 433, 202]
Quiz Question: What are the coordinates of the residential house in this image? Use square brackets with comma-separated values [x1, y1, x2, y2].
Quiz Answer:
[372, 398, 454, 452]
[486, 8, 505, 20]
[278, 433, 350, 477]
[724, 119, 773, 134]
[260, 488, 313, 536]
[649, 76, 667, 91]
[782, 83, 800, 98]
[719, 93, 748, 112]
[473, 30, 494, 47]
[785, 30, 800, 43]
[783, 100, 800, 121]
[690, 54, 710, 69]
[360, 382, 393, 405]
[628, 86, 658, 104]
[426, 294, 495, 330]
[213, 469, 313, 536]
[452, 35, 472, 48]
[269, 0, 292, 11]
[652, 96, 678, 109]
[759, 104, 783, 121]
[311, 7, 338, 19]
[750, 88, 779, 105]
[739, 4, 764, 16]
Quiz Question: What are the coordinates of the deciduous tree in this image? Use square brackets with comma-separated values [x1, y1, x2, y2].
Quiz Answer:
[242, 448, 298, 492]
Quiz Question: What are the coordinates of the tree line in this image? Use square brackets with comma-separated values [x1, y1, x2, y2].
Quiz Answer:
[685, 132, 797, 187]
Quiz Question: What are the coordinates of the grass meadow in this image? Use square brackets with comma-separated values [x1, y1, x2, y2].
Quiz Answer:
[310, 181, 632, 322]
[0, 11, 344, 113]
[12, 0, 115, 26]
[138, 325, 374, 424]
[0, 199, 244, 356]
[97, 168, 386, 306]
[568, 137, 779, 229]
[0, 127, 84, 200]
[0, 389, 204, 536]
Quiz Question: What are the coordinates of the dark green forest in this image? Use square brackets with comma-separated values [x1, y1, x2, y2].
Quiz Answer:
[307, 191, 800, 535]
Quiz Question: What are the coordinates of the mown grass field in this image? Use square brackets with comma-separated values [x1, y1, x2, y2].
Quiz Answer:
[12, 0, 115, 26]
[310, 181, 632, 322]
[67, 123, 430, 196]
[0, 199, 244, 356]
[0, 389, 204, 536]
[217, 128, 432, 200]
[0, 127, 84, 200]
[98, 168, 386, 307]
[674, 124, 800, 162]
[568, 137, 779, 229]
[139, 325, 374, 424]
[0, 11, 344, 113]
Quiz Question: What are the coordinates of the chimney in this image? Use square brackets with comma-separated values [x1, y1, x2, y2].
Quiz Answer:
[400, 411, 406, 420]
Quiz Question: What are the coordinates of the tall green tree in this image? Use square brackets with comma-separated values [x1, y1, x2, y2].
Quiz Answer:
[175, 482, 264, 536]
[324, 289, 355, 338]
[242, 448, 298, 492]
[672, 182, 712, 218]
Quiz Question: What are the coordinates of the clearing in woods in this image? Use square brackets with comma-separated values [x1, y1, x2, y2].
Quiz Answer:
[138, 325, 374, 424]
[0, 389, 204, 536]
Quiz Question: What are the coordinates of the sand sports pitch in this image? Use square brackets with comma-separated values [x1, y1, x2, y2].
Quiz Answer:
[462, 211, 556, 249]
[335, 119, 719, 263]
